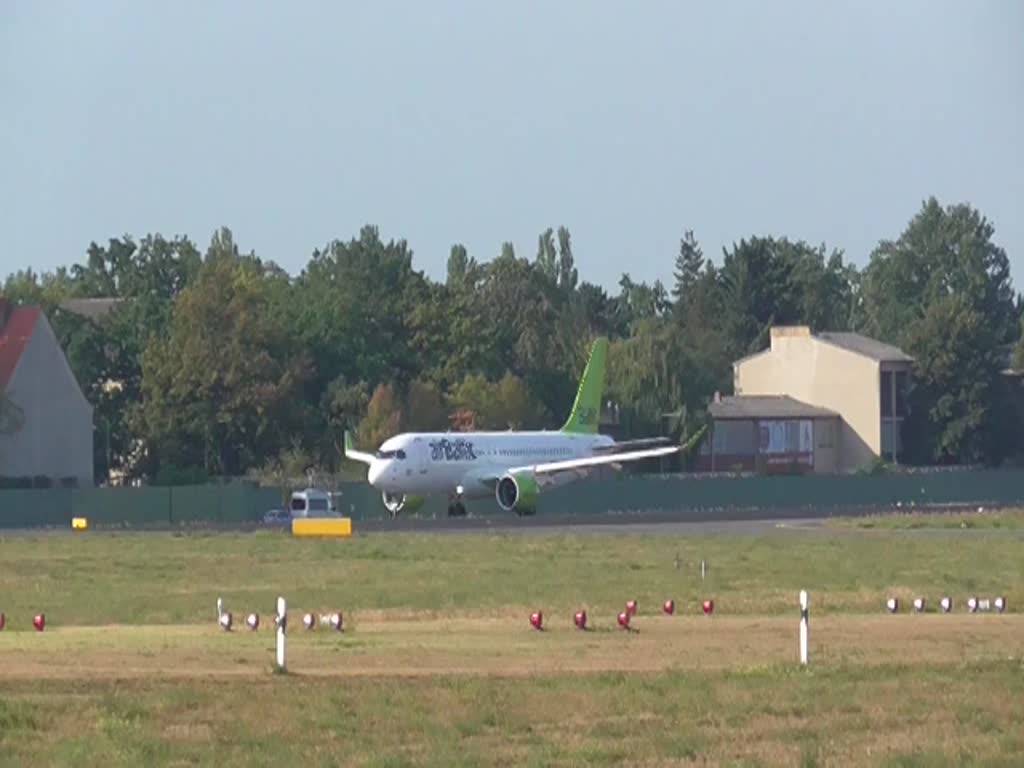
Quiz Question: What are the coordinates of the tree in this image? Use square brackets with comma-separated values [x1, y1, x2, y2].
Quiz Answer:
[404, 379, 449, 431]
[614, 274, 670, 339]
[671, 229, 705, 311]
[318, 375, 370, 468]
[297, 224, 429, 392]
[606, 317, 695, 438]
[576, 281, 628, 339]
[450, 372, 541, 430]
[902, 296, 999, 464]
[2, 267, 77, 308]
[139, 238, 311, 476]
[40, 234, 204, 481]
[556, 226, 578, 291]
[355, 384, 403, 451]
[499, 241, 516, 261]
[446, 244, 475, 286]
[535, 228, 557, 283]
[863, 198, 1017, 464]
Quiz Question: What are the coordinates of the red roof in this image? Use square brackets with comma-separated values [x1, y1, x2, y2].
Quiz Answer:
[0, 306, 41, 389]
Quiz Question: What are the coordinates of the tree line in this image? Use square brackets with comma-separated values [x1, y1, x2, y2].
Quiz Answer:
[3, 196, 1021, 484]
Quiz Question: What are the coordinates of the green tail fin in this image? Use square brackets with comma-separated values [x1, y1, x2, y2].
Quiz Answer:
[560, 337, 608, 434]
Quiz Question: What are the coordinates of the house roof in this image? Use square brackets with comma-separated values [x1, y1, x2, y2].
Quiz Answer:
[59, 297, 123, 321]
[816, 332, 913, 363]
[0, 306, 41, 389]
[709, 395, 839, 420]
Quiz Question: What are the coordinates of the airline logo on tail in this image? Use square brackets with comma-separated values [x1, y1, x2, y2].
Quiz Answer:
[560, 337, 608, 434]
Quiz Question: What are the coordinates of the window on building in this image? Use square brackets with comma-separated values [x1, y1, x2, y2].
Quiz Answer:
[880, 371, 893, 417]
[894, 370, 909, 417]
[784, 421, 800, 452]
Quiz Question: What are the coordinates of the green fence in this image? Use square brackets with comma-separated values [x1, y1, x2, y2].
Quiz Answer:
[0, 483, 281, 529]
[336, 468, 1024, 520]
[0, 469, 1022, 529]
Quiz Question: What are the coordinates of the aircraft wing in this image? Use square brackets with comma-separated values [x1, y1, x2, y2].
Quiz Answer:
[508, 445, 680, 477]
[342, 431, 375, 465]
[590, 437, 673, 454]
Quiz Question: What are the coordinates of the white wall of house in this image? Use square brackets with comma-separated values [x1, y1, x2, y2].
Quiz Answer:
[0, 314, 93, 485]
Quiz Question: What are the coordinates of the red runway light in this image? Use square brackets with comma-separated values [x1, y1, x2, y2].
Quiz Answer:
[626, 599, 638, 616]
[33, 613, 45, 632]
[530, 611, 543, 630]
[574, 610, 587, 630]
[617, 611, 630, 629]
[663, 599, 675, 615]
[702, 599, 714, 616]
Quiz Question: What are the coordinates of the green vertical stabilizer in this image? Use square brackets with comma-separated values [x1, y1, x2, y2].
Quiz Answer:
[560, 337, 608, 434]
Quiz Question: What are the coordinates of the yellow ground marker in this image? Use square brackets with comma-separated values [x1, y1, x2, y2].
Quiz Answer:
[71, 517, 89, 531]
[291, 518, 353, 538]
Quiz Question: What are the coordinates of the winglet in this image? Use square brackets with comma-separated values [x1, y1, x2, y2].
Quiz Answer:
[560, 337, 608, 434]
[343, 430, 375, 465]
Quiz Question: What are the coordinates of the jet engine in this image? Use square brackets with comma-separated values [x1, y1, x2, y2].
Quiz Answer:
[381, 492, 425, 516]
[495, 471, 539, 516]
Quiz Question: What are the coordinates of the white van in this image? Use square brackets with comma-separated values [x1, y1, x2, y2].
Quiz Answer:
[289, 488, 335, 518]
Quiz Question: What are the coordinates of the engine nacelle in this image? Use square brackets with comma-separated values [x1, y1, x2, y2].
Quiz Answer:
[495, 471, 539, 516]
[381, 492, 425, 516]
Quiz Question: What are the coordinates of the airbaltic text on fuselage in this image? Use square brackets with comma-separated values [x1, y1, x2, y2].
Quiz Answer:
[429, 438, 478, 461]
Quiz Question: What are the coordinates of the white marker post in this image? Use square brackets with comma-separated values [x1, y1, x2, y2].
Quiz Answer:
[217, 597, 224, 619]
[799, 590, 809, 666]
[276, 596, 287, 671]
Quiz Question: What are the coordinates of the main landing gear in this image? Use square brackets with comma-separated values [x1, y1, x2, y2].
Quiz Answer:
[447, 487, 468, 517]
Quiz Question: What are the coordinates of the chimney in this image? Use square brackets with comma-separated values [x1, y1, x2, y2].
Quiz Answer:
[770, 325, 811, 350]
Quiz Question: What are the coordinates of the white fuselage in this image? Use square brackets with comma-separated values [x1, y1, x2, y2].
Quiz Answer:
[366, 431, 615, 498]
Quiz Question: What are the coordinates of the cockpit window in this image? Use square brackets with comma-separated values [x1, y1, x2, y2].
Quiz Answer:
[375, 449, 407, 460]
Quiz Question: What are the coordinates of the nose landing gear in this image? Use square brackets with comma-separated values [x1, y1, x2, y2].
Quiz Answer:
[447, 486, 468, 517]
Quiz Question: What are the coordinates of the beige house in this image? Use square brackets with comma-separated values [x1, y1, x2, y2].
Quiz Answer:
[0, 300, 94, 486]
[707, 326, 913, 474]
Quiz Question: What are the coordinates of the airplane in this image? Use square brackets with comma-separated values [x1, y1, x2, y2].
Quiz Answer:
[343, 337, 681, 517]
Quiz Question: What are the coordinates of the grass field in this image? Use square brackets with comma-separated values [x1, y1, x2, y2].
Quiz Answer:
[1, 512, 1022, 766]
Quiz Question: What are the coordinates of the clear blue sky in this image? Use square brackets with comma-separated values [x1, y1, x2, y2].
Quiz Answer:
[2, 1, 1021, 293]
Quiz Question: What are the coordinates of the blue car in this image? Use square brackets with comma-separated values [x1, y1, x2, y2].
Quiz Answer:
[261, 508, 292, 527]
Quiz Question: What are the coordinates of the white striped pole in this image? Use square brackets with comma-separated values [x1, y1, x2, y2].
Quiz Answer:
[799, 590, 809, 666]
[276, 596, 287, 671]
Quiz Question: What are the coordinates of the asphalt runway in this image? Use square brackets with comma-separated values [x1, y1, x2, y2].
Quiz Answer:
[359, 515, 821, 537]
[1, 503, 1015, 539]
[354, 502, 1016, 538]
